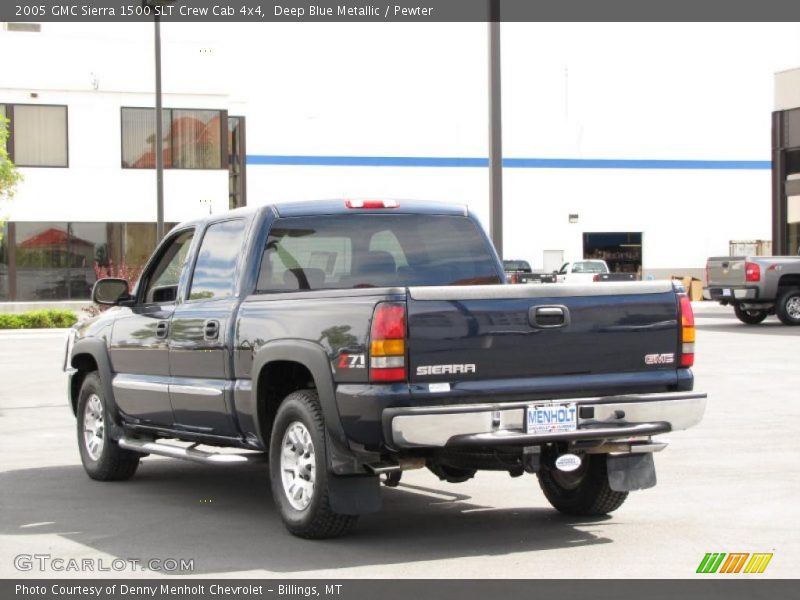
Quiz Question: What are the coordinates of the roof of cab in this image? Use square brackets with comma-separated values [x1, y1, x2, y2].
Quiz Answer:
[169, 200, 469, 233]
[271, 199, 468, 218]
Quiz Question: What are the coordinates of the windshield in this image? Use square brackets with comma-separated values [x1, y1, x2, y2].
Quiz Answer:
[256, 214, 502, 291]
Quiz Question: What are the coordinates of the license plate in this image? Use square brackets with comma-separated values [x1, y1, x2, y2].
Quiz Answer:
[526, 402, 578, 434]
[721, 288, 732, 297]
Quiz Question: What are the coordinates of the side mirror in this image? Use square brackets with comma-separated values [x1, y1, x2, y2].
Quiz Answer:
[92, 278, 132, 306]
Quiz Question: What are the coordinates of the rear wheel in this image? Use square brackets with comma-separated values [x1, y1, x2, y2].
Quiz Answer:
[537, 454, 627, 516]
[733, 304, 768, 325]
[776, 288, 800, 326]
[77, 372, 140, 481]
[269, 389, 358, 539]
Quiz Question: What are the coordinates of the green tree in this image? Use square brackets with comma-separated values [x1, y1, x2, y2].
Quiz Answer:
[0, 116, 23, 242]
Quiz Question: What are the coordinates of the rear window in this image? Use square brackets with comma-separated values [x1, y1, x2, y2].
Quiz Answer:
[572, 261, 607, 273]
[503, 260, 531, 272]
[256, 214, 502, 291]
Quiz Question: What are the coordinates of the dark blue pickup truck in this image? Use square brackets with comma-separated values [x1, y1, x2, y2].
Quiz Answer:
[64, 199, 706, 538]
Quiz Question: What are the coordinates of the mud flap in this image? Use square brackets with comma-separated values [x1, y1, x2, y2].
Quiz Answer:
[328, 475, 382, 515]
[606, 453, 656, 492]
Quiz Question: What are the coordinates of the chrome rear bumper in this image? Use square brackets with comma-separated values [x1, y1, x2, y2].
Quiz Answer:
[384, 391, 707, 448]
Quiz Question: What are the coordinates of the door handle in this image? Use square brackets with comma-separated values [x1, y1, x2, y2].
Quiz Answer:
[530, 305, 569, 328]
[155, 320, 169, 339]
[204, 319, 220, 341]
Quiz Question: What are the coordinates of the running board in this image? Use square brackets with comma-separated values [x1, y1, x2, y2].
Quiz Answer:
[118, 437, 265, 465]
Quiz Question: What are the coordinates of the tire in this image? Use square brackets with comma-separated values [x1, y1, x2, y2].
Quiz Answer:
[776, 288, 800, 326]
[733, 304, 768, 325]
[269, 389, 358, 539]
[537, 454, 628, 516]
[76, 372, 140, 481]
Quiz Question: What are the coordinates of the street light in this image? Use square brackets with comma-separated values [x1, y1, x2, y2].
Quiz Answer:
[142, 0, 172, 242]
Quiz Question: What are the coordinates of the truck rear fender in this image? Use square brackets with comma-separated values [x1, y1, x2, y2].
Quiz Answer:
[250, 340, 365, 476]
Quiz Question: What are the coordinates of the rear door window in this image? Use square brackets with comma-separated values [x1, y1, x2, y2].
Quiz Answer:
[188, 219, 247, 301]
[256, 214, 501, 291]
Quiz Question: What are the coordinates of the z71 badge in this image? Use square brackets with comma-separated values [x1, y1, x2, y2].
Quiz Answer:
[337, 354, 366, 369]
[644, 353, 675, 365]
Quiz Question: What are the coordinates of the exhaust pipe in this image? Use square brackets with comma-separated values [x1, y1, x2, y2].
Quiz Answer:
[366, 457, 426, 475]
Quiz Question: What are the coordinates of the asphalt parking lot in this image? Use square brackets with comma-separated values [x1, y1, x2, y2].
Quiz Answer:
[1, 303, 798, 579]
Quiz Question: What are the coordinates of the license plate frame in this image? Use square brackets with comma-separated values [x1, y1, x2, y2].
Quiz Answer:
[525, 402, 578, 435]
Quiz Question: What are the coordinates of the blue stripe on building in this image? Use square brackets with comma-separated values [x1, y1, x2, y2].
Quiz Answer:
[246, 155, 771, 170]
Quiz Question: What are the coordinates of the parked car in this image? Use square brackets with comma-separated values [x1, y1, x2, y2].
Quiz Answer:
[555, 260, 638, 283]
[64, 200, 706, 539]
[704, 255, 800, 325]
[503, 259, 556, 284]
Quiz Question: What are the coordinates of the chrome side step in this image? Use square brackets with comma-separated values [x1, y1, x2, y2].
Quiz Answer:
[118, 437, 265, 465]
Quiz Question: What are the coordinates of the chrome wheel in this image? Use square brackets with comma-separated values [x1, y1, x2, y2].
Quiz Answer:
[786, 295, 800, 320]
[280, 421, 316, 511]
[83, 394, 105, 461]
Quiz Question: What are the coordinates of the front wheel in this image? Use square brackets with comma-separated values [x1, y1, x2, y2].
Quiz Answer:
[733, 304, 768, 325]
[776, 288, 800, 326]
[269, 389, 358, 539]
[537, 454, 627, 516]
[77, 372, 140, 481]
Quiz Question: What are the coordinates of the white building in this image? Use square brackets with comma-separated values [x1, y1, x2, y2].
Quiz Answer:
[2, 21, 799, 302]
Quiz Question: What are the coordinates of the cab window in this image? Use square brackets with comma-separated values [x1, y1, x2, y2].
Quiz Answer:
[141, 229, 195, 304]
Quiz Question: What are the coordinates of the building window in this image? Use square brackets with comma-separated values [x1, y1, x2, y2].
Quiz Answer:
[1, 104, 68, 167]
[8, 221, 176, 301]
[121, 107, 226, 170]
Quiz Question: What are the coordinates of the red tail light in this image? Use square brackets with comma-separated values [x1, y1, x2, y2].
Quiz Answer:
[679, 295, 695, 368]
[510, 274, 519, 284]
[745, 262, 761, 282]
[592, 274, 600, 282]
[370, 303, 407, 382]
[704, 263, 709, 285]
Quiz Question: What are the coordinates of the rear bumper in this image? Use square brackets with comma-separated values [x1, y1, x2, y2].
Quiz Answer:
[703, 286, 758, 302]
[383, 391, 706, 449]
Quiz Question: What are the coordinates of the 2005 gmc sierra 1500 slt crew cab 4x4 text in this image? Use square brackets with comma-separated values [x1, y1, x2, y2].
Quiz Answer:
[64, 200, 706, 538]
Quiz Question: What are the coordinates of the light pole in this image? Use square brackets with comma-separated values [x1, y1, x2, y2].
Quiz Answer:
[143, 0, 167, 242]
[488, 0, 503, 258]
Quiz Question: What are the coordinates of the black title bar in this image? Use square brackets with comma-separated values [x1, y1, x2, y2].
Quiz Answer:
[3, 0, 800, 22]
[3, 579, 799, 600]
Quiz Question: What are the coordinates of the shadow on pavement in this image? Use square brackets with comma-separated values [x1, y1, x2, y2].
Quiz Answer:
[1, 461, 614, 574]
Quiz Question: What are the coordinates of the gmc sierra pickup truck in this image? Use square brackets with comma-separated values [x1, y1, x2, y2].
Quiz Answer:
[704, 255, 800, 325]
[64, 200, 706, 539]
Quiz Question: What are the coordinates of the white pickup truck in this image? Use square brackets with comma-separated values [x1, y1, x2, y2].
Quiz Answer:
[556, 260, 638, 284]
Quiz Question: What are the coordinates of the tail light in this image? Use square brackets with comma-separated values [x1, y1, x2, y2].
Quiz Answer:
[369, 302, 407, 382]
[745, 262, 761, 282]
[679, 295, 695, 367]
[510, 274, 519, 284]
[704, 263, 709, 285]
[592, 274, 600, 282]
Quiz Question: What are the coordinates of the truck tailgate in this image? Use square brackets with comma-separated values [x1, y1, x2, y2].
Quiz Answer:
[706, 256, 746, 286]
[407, 282, 679, 382]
